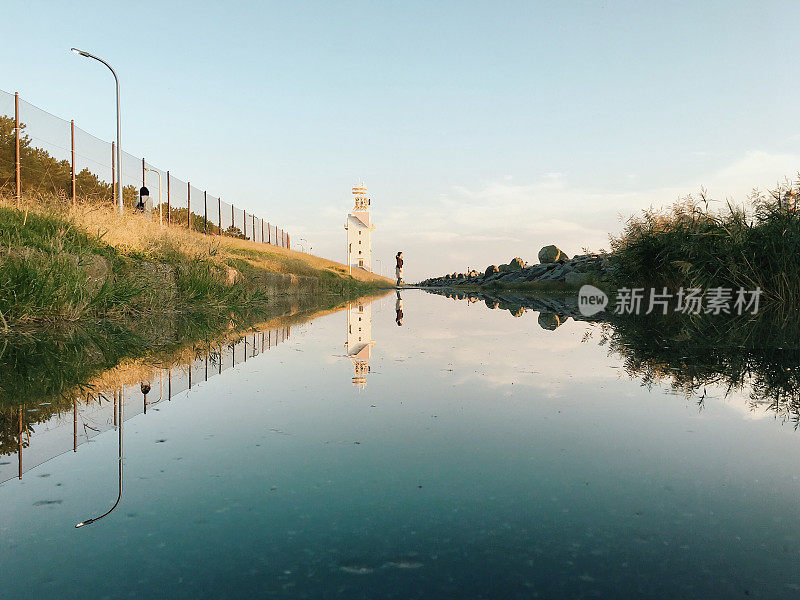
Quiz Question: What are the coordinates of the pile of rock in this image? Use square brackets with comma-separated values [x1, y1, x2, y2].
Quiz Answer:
[419, 246, 609, 288]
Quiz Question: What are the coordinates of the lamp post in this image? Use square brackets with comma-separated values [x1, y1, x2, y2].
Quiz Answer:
[298, 236, 308, 253]
[75, 389, 123, 528]
[375, 258, 383, 277]
[71, 48, 123, 214]
[144, 167, 162, 225]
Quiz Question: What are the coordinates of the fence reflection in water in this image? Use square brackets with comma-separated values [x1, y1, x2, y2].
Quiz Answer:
[1, 327, 291, 484]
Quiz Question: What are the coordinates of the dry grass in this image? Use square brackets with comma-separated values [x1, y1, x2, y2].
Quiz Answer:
[33, 196, 391, 285]
[0, 193, 392, 325]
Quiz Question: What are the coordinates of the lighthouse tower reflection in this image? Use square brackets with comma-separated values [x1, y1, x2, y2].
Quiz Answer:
[345, 301, 374, 388]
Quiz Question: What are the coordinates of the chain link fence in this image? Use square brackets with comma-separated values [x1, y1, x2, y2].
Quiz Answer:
[0, 89, 292, 249]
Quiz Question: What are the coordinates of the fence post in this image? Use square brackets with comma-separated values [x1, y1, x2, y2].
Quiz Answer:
[204, 191, 208, 233]
[287, 234, 290, 250]
[261, 219, 265, 243]
[141, 157, 145, 188]
[243, 210, 247, 239]
[231, 204, 234, 235]
[166, 171, 171, 224]
[71, 120, 76, 206]
[18, 406, 22, 479]
[187, 182, 191, 230]
[15, 92, 20, 208]
[267, 222, 271, 245]
[252, 214, 255, 241]
[111, 142, 116, 206]
[218, 197, 222, 233]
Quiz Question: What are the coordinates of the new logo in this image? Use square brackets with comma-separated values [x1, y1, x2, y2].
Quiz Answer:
[578, 285, 608, 316]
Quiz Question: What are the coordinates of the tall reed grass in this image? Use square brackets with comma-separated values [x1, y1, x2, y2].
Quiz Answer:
[609, 184, 800, 308]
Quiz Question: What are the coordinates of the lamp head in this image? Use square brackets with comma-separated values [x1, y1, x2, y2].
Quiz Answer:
[75, 518, 94, 528]
[71, 48, 90, 57]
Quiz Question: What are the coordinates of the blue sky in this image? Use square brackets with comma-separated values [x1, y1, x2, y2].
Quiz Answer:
[4, 1, 800, 279]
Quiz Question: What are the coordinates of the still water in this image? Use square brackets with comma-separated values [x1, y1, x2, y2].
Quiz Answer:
[2, 291, 800, 599]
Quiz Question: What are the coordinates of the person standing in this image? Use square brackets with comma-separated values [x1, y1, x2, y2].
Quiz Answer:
[395, 251, 404, 286]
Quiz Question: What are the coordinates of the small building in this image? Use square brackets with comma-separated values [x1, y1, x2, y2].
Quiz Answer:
[344, 182, 375, 272]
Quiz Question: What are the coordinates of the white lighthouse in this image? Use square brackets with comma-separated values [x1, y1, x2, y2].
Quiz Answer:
[345, 301, 374, 388]
[344, 182, 375, 273]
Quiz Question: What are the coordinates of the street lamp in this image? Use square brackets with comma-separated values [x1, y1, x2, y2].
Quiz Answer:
[71, 48, 123, 214]
[144, 167, 162, 225]
[75, 389, 124, 528]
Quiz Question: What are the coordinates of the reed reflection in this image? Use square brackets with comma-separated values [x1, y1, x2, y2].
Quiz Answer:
[427, 288, 800, 425]
[600, 314, 800, 425]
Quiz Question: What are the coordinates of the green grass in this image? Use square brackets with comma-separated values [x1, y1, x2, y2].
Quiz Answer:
[0, 200, 383, 327]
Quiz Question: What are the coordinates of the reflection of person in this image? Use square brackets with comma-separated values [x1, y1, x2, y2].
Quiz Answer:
[395, 290, 403, 326]
[395, 251, 404, 286]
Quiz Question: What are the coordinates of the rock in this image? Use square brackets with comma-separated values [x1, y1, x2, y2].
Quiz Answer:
[225, 267, 239, 285]
[500, 257, 525, 271]
[564, 271, 589, 285]
[538, 245, 569, 264]
[537, 312, 563, 330]
[542, 267, 565, 281]
[485, 265, 499, 276]
[503, 272, 528, 284]
[498, 258, 525, 272]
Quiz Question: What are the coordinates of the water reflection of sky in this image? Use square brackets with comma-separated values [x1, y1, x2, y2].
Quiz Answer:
[2, 291, 800, 599]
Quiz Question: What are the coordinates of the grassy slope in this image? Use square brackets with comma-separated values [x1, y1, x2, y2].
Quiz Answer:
[0, 195, 392, 327]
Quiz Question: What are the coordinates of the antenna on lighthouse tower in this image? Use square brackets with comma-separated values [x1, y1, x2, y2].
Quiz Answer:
[345, 180, 375, 275]
[352, 181, 369, 210]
